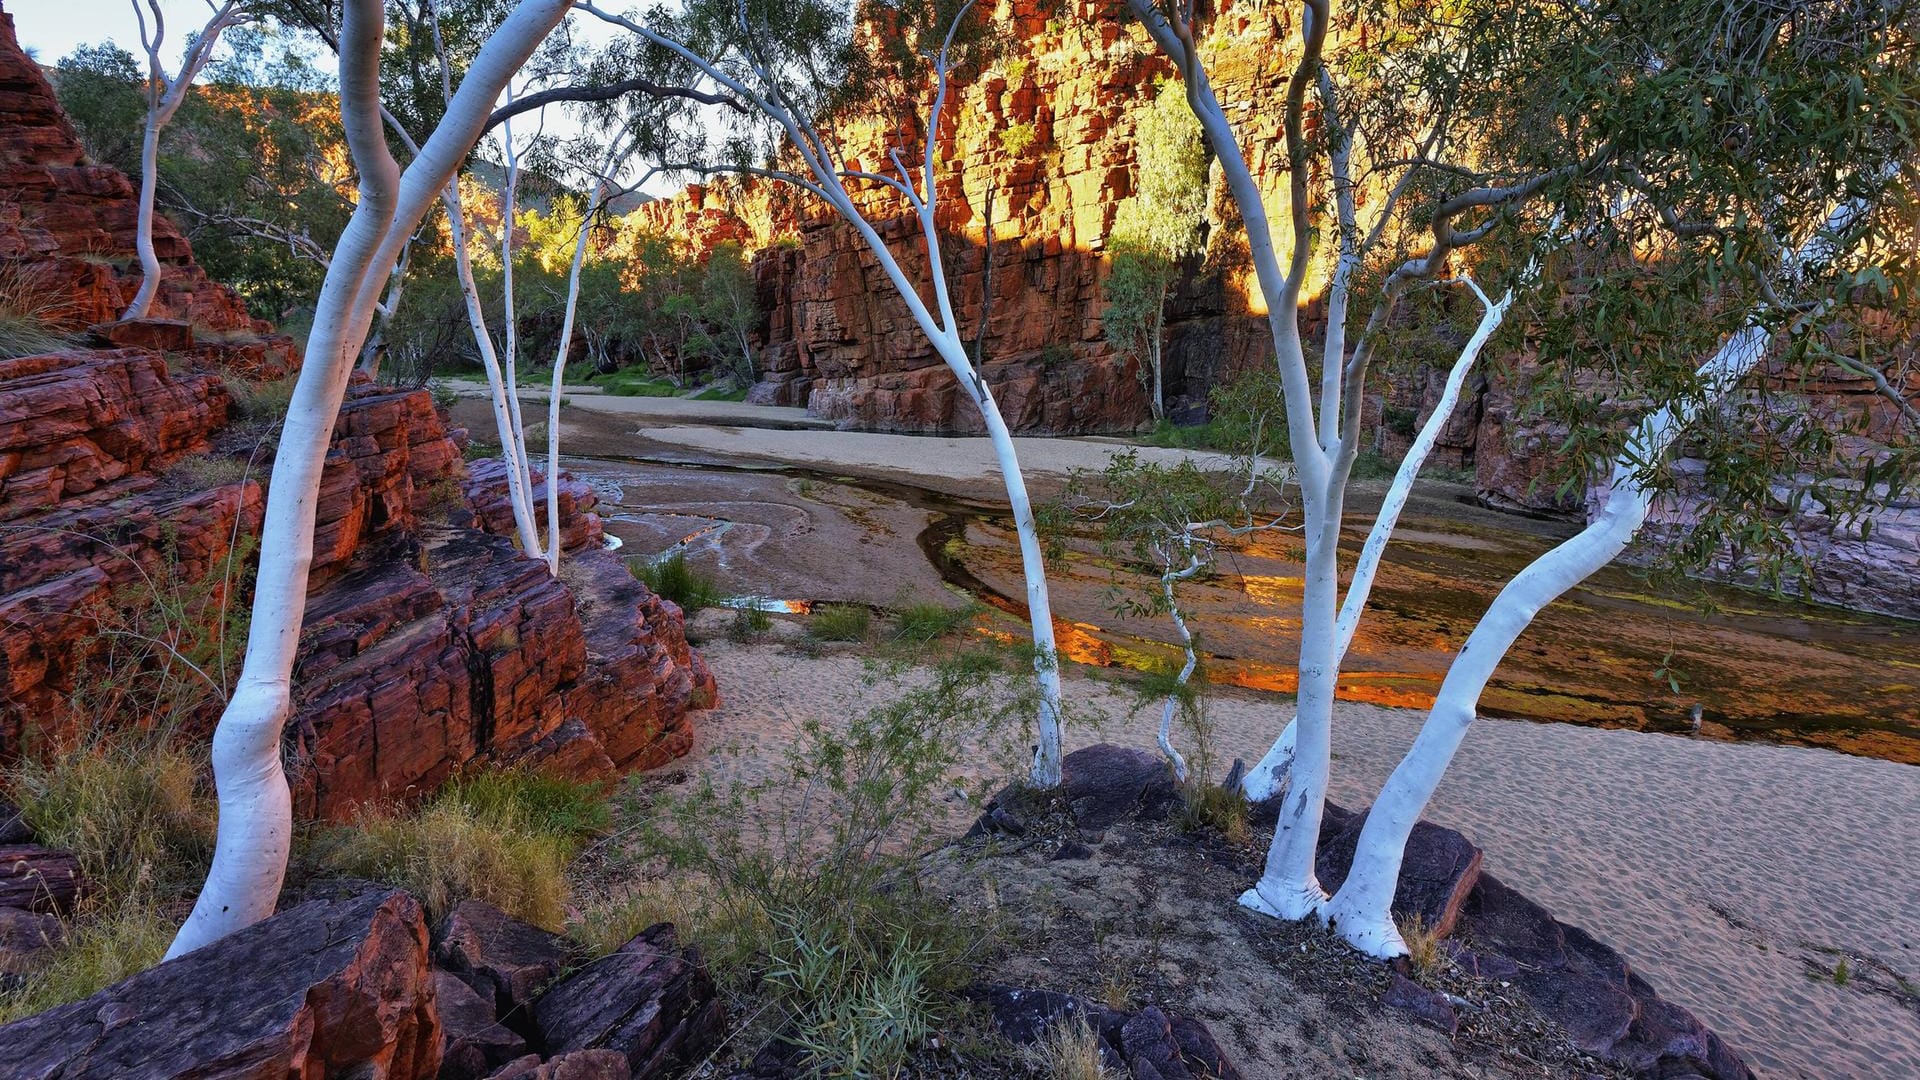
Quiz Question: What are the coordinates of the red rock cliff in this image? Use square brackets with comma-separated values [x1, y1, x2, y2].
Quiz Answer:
[0, 9, 716, 816]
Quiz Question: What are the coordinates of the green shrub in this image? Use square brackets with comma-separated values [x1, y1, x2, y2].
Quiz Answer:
[631, 552, 723, 613]
[592, 368, 681, 397]
[892, 601, 977, 644]
[0, 900, 175, 1024]
[0, 260, 75, 359]
[728, 602, 774, 642]
[625, 652, 1035, 1074]
[227, 372, 300, 425]
[1000, 121, 1040, 156]
[304, 769, 605, 930]
[5, 734, 213, 903]
[810, 603, 872, 642]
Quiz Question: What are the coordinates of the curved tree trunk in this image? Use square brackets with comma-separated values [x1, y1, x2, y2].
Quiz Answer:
[167, 0, 573, 960]
[1321, 192, 1869, 956]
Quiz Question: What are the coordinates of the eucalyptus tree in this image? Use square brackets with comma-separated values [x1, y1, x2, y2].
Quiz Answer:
[123, 0, 252, 319]
[167, 0, 578, 958]
[581, 0, 1075, 786]
[1120, 0, 1918, 952]
[1103, 79, 1209, 421]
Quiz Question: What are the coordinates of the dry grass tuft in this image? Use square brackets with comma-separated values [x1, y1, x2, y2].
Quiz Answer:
[1031, 1017, 1113, 1080]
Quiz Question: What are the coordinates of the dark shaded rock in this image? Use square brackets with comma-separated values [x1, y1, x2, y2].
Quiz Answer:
[1315, 806, 1483, 938]
[1120, 1007, 1195, 1080]
[0, 797, 30, 843]
[0, 844, 82, 913]
[0, 905, 63, 975]
[436, 899, 572, 1019]
[1381, 971, 1459, 1035]
[533, 923, 724, 1077]
[969, 984, 1243, 1080]
[0, 887, 440, 1079]
[437, 969, 529, 1080]
[485, 1050, 631, 1080]
[1051, 840, 1095, 861]
[1059, 744, 1178, 830]
[1167, 1014, 1245, 1080]
[1458, 874, 1757, 1080]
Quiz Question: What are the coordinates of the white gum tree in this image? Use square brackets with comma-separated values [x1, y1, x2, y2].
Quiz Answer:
[583, 0, 1072, 786]
[1322, 193, 1887, 955]
[168, 0, 575, 958]
[124, 0, 251, 320]
[1122, 0, 1917, 950]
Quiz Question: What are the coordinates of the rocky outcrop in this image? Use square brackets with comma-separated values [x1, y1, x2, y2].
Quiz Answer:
[0, 888, 444, 1080]
[0, 7, 715, 814]
[971, 984, 1247, 1080]
[533, 923, 726, 1077]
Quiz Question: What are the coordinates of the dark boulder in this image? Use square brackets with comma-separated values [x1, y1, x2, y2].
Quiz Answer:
[1059, 744, 1179, 831]
[970, 983, 1243, 1080]
[0, 887, 441, 1079]
[1314, 806, 1484, 939]
[437, 969, 530, 1080]
[436, 899, 573, 1019]
[0, 906, 63, 975]
[533, 923, 724, 1078]
[0, 798, 30, 843]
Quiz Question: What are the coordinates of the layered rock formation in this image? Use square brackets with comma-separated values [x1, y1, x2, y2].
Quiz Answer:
[0, 9, 714, 816]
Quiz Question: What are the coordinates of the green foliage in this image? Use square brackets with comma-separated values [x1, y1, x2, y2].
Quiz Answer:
[0, 261, 77, 359]
[594, 369, 684, 397]
[1000, 121, 1039, 156]
[631, 552, 724, 613]
[811, 603, 874, 642]
[0, 899, 176, 1025]
[0, 734, 214, 1023]
[891, 601, 976, 644]
[622, 653, 1033, 1075]
[6, 734, 214, 903]
[728, 602, 775, 642]
[304, 769, 606, 930]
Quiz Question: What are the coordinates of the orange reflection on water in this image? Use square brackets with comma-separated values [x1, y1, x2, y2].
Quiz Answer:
[1241, 574, 1304, 607]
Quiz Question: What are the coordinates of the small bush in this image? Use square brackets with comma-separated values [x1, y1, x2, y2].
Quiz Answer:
[728, 602, 774, 642]
[0, 900, 175, 1024]
[810, 603, 872, 642]
[1176, 781, 1249, 845]
[304, 769, 604, 930]
[631, 552, 723, 614]
[0, 260, 76, 359]
[626, 652, 1036, 1074]
[892, 601, 976, 644]
[1397, 914, 1445, 976]
[165, 453, 250, 491]
[1001, 121, 1040, 156]
[227, 373, 300, 425]
[7, 734, 214, 901]
[1032, 1017, 1112, 1080]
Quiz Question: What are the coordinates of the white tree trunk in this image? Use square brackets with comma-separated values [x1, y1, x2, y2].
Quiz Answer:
[444, 178, 545, 558]
[168, 0, 573, 959]
[123, 0, 243, 321]
[1241, 283, 1511, 801]
[1321, 196, 1869, 957]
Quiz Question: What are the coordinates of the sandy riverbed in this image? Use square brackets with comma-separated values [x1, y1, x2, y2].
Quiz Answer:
[675, 640, 1920, 1080]
[453, 386, 1920, 1078]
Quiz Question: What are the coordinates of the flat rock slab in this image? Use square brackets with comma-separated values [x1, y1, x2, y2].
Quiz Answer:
[533, 923, 723, 1078]
[0, 845, 82, 914]
[0, 887, 441, 1080]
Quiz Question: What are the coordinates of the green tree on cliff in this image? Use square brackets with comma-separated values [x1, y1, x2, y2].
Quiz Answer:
[1104, 79, 1208, 422]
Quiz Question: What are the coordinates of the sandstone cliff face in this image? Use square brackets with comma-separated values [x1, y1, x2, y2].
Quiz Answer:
[0, 10, 715, 816]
